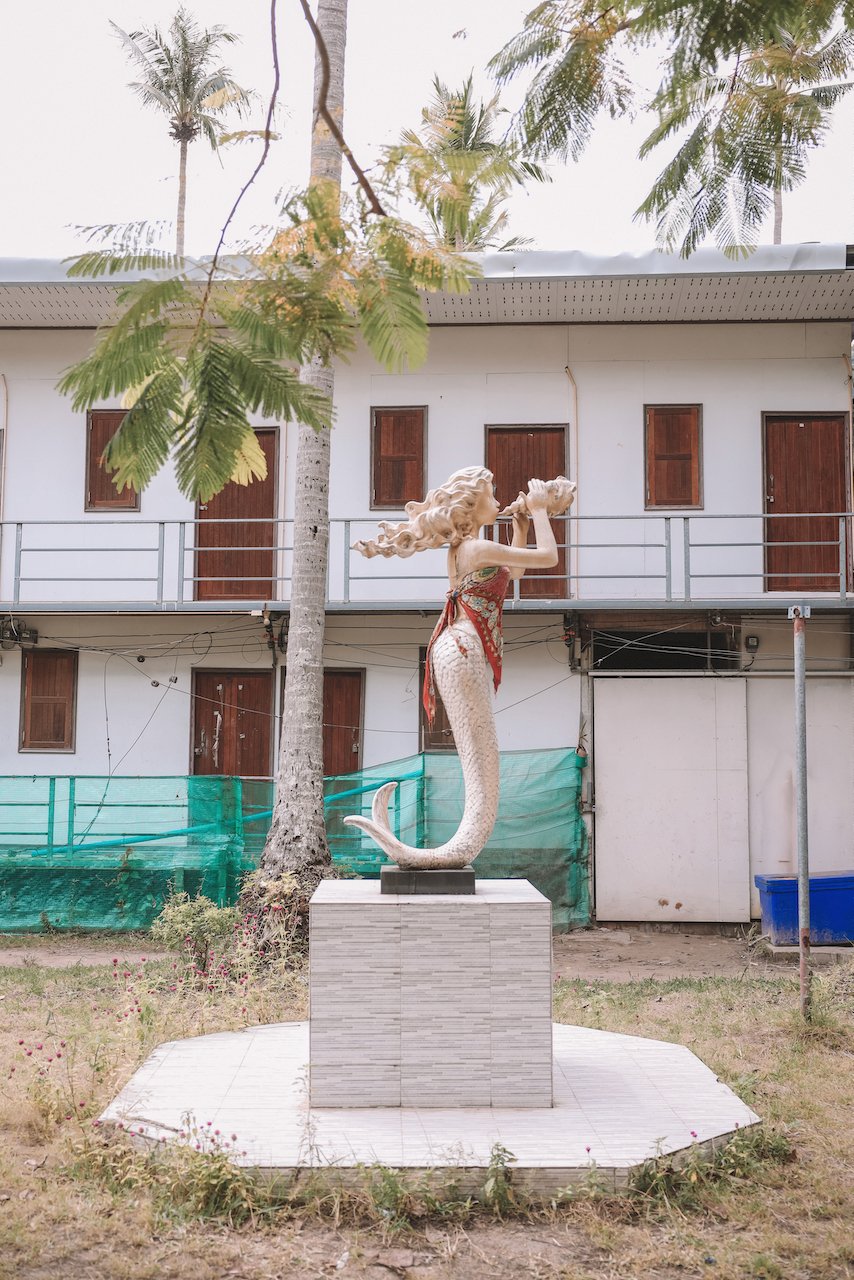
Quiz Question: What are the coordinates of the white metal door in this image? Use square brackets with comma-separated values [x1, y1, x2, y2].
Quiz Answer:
[593, 677, 750, 922]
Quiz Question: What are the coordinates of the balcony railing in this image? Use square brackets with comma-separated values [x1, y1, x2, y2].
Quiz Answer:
[0, 512, 850, 610]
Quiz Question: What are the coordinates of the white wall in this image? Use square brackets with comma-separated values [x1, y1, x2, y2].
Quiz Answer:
[747, 676, 854, 911]
[2, 322, 849, 606]
[0, 611, 580, 776]
[592, 676, 751, 922]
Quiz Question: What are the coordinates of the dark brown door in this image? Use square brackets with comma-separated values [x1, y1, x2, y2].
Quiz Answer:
[419, 647, 455, 750]
[195, 429, 278, 600]
[279, 668, 364, 776]
[323, 670, 364, 775]
[192, 671, 274, 776]
[486, 426, 568, 598]
[764, 415, 849, 592]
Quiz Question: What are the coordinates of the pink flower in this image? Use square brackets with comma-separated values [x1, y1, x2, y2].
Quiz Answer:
[690, 1130, 698, 1140]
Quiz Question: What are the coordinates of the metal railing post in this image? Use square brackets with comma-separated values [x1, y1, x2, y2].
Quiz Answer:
[66, 776, 76, 849]
[664, 517, 672, 600]
[343, 520, 350, 604]
[156, 523, 165, 607]
[46, 777, 55, 855]
[13, 523, 22, 606]
[177, 522, 186, 604]
[682, 517, 692, 601]
[839, 516, 847, 601]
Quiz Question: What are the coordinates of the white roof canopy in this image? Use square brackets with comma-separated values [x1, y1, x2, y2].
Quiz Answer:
[1, 244, 852, 328]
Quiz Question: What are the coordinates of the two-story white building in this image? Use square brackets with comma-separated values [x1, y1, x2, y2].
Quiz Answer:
[1, 244, 853, 928]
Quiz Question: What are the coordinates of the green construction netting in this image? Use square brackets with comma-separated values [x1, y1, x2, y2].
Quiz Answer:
[0, 750, 588, 932]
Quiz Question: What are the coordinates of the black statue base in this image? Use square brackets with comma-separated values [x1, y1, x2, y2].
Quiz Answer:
[380, 865, 476, 895]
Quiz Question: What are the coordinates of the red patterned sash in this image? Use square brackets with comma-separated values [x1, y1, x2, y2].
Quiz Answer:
[423, 566, 511, 726]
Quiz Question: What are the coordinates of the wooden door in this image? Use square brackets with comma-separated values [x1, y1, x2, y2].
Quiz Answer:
[279, 668, 364, 776]
[419, 646, 455, 750]
[192, 671, 274, 776]
[764, 415, 849, 592]
[323, 670, 364, 775]
[486, 425, 568, 598]
[195, 429, 278, 600]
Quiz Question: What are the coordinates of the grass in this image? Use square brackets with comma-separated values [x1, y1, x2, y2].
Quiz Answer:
[0, 944, 852, 1280]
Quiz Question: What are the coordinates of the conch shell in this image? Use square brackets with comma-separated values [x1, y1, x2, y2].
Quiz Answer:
[499, 475, 576, 519]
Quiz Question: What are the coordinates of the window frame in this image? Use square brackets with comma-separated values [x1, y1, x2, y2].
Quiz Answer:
[85, 409, 140, 513]
[370, 405, 427, 510]
[644, 403, 704, 511]
[19, 648, 78, 753]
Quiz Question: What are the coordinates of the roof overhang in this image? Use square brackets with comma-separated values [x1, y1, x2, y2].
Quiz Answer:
[1, 244, 853, 328]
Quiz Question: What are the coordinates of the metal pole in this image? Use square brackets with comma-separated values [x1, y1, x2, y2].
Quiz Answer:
[790, 605, 811, 1021]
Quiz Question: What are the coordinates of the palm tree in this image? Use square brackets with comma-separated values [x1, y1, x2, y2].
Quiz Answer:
[388, 75, 547, 250]
[258, 0, 349, 895]
[112, 7, 251, 256]
[636, 17, 854, 255]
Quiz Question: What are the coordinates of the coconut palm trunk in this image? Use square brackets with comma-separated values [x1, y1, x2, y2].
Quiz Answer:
[177, 138, 189, 257]
[773, 186, 783, 243]
[259, 0, 347, 892]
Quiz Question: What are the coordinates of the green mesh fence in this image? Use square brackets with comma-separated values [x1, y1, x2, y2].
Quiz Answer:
[0, 750, 588, 932]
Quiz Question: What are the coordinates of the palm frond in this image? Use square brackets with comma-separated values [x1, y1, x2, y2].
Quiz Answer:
[58, 323, 172, 411]
[356, 268, 429, 373]
[101, 363, 184, 493]
[220, 341, 331, 429]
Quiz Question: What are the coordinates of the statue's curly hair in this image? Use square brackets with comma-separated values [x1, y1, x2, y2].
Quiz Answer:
[353, 467, 494, 559]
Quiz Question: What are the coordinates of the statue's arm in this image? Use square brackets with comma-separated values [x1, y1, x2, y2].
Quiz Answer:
[467, 519, 558, 575]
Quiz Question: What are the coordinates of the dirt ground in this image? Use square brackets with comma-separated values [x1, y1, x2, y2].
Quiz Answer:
[0, 926, 803, 980]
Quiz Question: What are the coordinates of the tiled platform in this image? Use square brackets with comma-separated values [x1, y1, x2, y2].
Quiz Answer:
[100, 1022, 759, 1195]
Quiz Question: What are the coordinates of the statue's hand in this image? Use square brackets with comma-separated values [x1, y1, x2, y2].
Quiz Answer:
[511, 493, 530, 540]
[526, 478, 549, 513]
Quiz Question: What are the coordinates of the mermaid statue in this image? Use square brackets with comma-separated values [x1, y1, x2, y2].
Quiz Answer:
[344, 467, 576, 870]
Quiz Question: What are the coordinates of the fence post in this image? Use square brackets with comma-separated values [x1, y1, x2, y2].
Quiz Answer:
[682, 517, 692, 601]
[230, 776, 244, 903]
[839, 516, 847, 601]
[13, 523, 22, 606]
[664, 517, 672, 600]
[343, 520, 350, 604]
[66, 776, 76, 849]
[415, 755, 427, 848]
[156, 523, 165, 607]
[790, 605, 812, 1022]
[177, 522, 186, 604]
[46, 777, 56, 856]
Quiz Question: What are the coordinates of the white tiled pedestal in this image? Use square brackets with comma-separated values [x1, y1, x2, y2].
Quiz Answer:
[309, 879, 553, 1109]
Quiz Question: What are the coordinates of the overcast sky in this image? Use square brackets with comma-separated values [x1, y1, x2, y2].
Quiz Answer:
[2, 0, 852, 262]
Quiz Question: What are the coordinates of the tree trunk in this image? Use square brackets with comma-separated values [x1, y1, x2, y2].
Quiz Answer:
[259, 0, 348, 893]
[773, 186, 783, 245]
[176, 139, 188, 257]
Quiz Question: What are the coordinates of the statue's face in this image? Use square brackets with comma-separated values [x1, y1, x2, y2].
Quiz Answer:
[473, 483, 500, 529]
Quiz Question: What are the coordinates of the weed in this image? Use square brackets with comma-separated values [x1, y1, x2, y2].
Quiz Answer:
[77, 1123, 283, 1227]
[630, 1125, 795, 1212]
[148, 893, 239, 976]
[481, 1143, 521, 1218]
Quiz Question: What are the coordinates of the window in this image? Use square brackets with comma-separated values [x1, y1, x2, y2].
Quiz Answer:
[86, 410, 139, 511]
[591, 627, 739, 672]
[371, 407, 426, 508]
[645, 405, 702, 508]
[19, 650, 78, 751]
